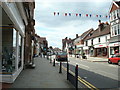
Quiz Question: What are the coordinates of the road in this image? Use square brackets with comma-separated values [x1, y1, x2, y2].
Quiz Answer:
[61, 57, 120, 89]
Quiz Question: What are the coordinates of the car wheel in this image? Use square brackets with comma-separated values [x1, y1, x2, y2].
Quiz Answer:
[118, 61, 120, 66]
[108, 59, 112, 64]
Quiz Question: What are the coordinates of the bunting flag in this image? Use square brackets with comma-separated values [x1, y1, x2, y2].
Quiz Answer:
[76, 13, 78, 16]
[57, 12, 59, 15]
[53, 12, 110, 18]
[65, 13, 67, 16]
[90, 14, 92, 17]
[86, 14, 88, 17]
[79, 14, 81, 17]
[69, 13, 71, 16]
[54, 12, 56, 16]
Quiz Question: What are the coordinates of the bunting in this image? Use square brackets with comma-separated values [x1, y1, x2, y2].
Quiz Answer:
[53, 12, 110, 18]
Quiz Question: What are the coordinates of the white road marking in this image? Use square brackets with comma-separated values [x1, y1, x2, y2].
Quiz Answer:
[79, 64, 90, 69]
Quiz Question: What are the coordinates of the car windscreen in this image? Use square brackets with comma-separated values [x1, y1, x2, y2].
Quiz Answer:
[58, 52, 67, 55]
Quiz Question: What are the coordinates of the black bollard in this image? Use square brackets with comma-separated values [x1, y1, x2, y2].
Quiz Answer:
[67, 61, 69, 80]
[59, 62, 62, 73]
[53, 59, 55, 66]
[75, 64, 78, 90]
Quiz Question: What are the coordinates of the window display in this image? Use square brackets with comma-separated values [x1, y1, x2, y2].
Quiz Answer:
[2, 28, 16, 73]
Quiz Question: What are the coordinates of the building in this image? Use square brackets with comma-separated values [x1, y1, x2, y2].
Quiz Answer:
[108, 1, 120, 57]
[24, 1, 35, 68]
[62, 37, 74, 55]
[0, 0, 35, 83]
[37, 36, 48, 57]
[84, 20, 110, 58]
[74, 29, 94, 56]
[1, 2, 26, 83]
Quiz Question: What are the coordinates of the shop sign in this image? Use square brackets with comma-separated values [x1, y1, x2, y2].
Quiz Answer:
[109, 42, 119, 47]
[94, 44, 106, 48]
[83, 46, 89, 50]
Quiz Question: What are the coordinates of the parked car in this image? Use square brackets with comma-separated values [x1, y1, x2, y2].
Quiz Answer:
[108, 53, 120, 66]
[56, 52, 68, 62]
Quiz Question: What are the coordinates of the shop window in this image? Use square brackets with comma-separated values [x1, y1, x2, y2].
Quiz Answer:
[2, 28, 16, 73]
[18, 34, 22, 68]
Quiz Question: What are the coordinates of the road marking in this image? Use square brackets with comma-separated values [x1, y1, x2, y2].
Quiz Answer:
[79, 64, 90, 69]
[62, 65, 99, 90]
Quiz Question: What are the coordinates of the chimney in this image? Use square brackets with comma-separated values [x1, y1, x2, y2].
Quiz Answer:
[99, 20, 101, 25]
[76, 34, 79, 38]
[98, 20, 104, 32]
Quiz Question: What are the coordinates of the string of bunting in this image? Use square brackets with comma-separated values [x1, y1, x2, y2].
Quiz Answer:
[53, 12, 110, 18]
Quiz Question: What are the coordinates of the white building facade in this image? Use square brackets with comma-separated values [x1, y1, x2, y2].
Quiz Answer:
[109, 1, 120, 57]
[1, 2, 27, 83]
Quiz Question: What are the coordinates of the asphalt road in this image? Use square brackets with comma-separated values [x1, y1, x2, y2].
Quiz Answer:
[62, 57, 120, 89]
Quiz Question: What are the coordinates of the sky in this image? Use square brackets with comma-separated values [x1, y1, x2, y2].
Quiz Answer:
[34, 0, 113, 49]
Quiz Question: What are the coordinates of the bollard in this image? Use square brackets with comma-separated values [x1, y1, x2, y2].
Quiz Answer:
[75, 64, 78, 90]
[53, 59, 55, 66]
[67, 61, 69, 80]
[59, 62, 62, 73]
[50, 55, 52, 63]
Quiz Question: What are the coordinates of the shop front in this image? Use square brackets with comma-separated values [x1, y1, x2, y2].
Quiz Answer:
[94, 44, 108, 57]
[83, 46, 89, 56]
[1, 3, 25, 83]
[109, 42, 120, 57]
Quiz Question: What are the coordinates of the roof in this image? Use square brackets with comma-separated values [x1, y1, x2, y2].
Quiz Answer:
[38, 37, 47, 43]
[109, 1, 120, 13]
[80, 28, 94, 40]
[85, 24, 110, 40]
[115, 1, 120, 7]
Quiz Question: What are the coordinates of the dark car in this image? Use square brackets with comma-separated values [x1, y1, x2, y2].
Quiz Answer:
[108, 53, 120, 66]
[56, 52, 68, 62]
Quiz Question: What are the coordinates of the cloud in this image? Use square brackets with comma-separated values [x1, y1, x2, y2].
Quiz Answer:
[34, 1, 111, 48]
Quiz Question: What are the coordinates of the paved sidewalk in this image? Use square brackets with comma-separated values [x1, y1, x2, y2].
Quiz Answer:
[10, 57, 74, 88]
[69, 56, 108, 62]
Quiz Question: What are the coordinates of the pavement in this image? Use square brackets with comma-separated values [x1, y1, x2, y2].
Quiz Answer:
[69, 55, 108, 62]
[3, 57, 74, 89]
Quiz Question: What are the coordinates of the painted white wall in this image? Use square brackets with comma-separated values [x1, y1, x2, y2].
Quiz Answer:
[93, 34, 110, 45]
[84, 34, 110, 46]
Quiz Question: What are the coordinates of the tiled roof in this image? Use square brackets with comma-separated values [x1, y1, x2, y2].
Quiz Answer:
[85, 24, 110, 40]
[81, 28, 94, 40]
[38, 37, 46, 43]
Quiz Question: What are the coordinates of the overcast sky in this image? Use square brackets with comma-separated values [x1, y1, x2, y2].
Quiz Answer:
[34, 0, 113, 49]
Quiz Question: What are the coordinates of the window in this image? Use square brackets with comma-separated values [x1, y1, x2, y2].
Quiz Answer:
[114, 26, 117, 35]
[91, 39, 93, 45]
[106, 36, 107, 42]
[85, 41, 88, 46]
[98, 38, 100, 42]
[118, 24, 120, 35]
[18, 34, 22, 68]
[2, 28, 16, 73]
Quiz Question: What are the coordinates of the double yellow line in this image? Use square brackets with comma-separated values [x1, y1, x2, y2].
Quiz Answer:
[62, 66, 99, 90]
